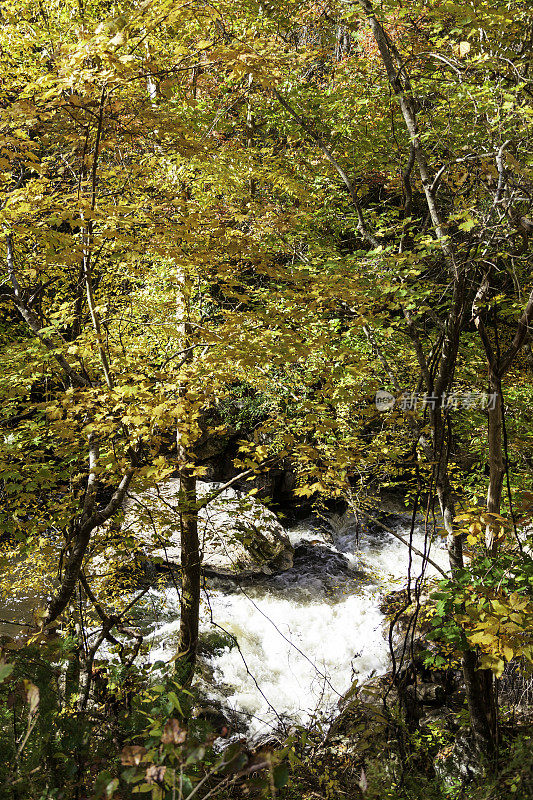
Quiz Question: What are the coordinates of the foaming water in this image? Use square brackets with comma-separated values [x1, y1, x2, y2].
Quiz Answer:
[142, 512, 448, 740]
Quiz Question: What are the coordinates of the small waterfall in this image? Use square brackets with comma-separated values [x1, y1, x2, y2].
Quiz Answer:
[141, 512, 448, 740]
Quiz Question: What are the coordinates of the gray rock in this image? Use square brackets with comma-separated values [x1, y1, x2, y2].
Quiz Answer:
[434, 729, 482, 786]
[406, 682, 445, 706]
[124, 479, 294, 577]
[357, 676, 394, 708]
[193, 427, 236, 461]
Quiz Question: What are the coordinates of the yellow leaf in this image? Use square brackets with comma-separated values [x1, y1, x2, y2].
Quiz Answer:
[501, 644, 514, 662]
[469, 631, 495, 647]
[454, 41, 471, 58]
[491, 599, 508, 617]
[479, 653, 504, 677]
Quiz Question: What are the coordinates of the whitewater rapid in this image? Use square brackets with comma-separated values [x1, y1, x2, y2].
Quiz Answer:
[141, 512, 448, 739]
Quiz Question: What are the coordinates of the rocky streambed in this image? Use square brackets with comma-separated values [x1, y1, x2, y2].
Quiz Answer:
[124, 482, 449, 740]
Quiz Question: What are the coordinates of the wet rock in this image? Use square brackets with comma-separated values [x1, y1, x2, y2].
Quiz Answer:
[379, 589, 410, 618]
[192, 703, 231, 735]
[124, 479, 294, 577]
[258, 540, 367, 601]
[355, 675, 396, 709]
[406, 682, 445, 706]
[390, 637, 429, 684]
[330, 674, 393, 743]
[332, 633, 464, 748]
[198, 629, 236, 657]
[250, 733, 284, 751]
[434, 729, 482, 786]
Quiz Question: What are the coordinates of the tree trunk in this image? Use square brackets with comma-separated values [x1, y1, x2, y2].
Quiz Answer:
[176, 469, 200, 685]
[470, 282, 533, 756]
[486, 371, 505, 551]
[462, 650, 498, 758]
[174, 269, 201, 685]
[433, 409, 463, 574]
[432, 407, 496, 755]
[44, 464, 134, 626]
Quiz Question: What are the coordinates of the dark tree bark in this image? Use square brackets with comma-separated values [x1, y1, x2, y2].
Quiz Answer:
[473, 278, 533, 551]
[462, 650, 498, 754]
[486, 371, 505, 523]
[175, 469, 200, 685]
[174, 272, 201, 685]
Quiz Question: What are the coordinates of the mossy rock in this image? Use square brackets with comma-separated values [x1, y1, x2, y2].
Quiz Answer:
[198, 629, 236, 657]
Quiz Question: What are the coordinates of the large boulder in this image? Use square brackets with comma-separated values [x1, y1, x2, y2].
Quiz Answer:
[124, 479, 294, 577]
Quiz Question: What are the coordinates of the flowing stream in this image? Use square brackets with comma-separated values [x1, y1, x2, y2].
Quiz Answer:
[0, 508, 449, 740]
[140, 511, 448, 740]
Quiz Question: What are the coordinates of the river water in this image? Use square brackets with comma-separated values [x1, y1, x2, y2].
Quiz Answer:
[139, 511, 448, 740]
[0, 509, 448, 739]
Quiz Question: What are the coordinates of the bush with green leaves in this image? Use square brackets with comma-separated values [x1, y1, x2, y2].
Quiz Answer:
[424, 534, 533, 677]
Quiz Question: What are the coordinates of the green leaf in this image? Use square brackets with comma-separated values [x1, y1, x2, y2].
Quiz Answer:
[167, 691, 183, 714]
[458, 216, 476, 232]
[273, 765, 289, 788]
[0, 663, 14, 683]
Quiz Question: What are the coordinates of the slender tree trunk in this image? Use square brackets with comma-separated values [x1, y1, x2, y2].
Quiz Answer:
[176, 469, 200, 684]
[44, 455, 134, 626]
[175, 271, 201, 685]
[246, 74, 257, 199]
[478, 369, 505, 751]
[432, 409, 464, 574]
[470, 282, 533, 755]
[431, 418, 496, 753]
[486, 371, 505, 549]
[462, 650, 498, 755]
[81, 85, 114, 390]
[64, 621, 81, 705]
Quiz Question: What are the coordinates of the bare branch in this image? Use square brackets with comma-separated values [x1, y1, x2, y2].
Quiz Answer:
[45, 467, 135, 626]
[81, 85, 114, 389]
[82, 436, 99, 518]
[471, 272, 496, 366]
[358, 510, 448, 579]
[196, 465, 275, 509]
[273, 90, 380, 248]
[5, 235, 90, 388]
[357, 0, 458, 277]
[499, 286, 533, 375]
[492, 139, 511, 210]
